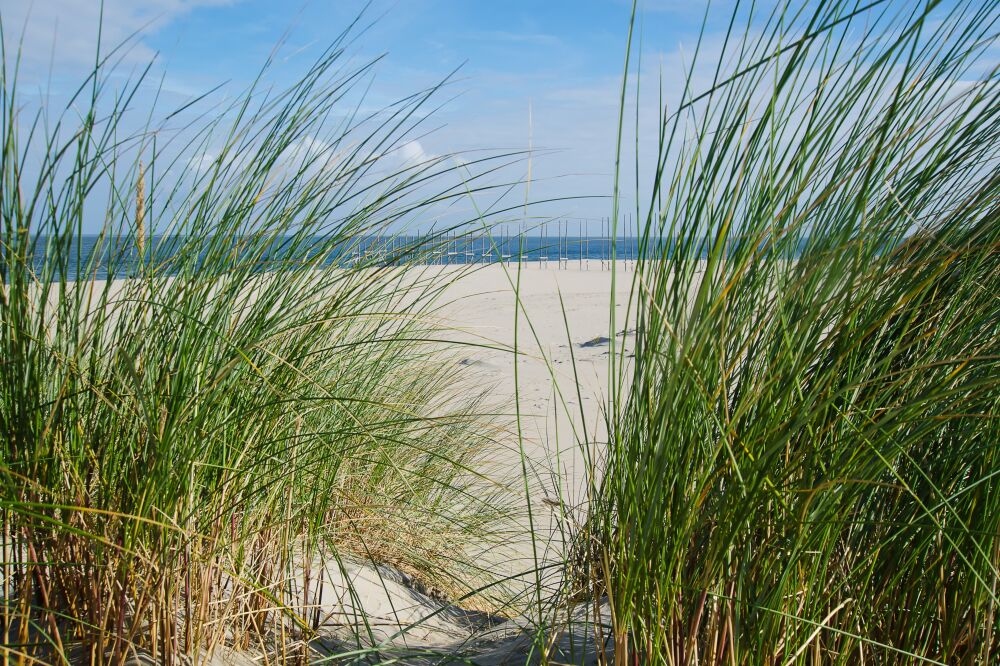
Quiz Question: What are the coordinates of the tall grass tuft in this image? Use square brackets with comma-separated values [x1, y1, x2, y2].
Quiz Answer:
[0, 19, 518, 665]
[587, 0, 1000, 663]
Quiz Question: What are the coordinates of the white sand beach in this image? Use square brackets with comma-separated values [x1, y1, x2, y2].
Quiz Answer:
[437, 261, 638, 490]
[279, 263, 638, 664]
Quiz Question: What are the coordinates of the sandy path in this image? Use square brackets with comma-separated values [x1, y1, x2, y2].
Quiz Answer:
[434, 262, 637, 501]
[297, 262, 635, 664]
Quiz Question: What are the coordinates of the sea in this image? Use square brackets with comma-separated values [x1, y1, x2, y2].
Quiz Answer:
[7, 234, 661, 281]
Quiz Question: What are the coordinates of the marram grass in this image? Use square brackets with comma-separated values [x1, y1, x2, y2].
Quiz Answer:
[580, 0, 1000, 664]
[3, 2, 999, 665]
[0, 21, 520, 666]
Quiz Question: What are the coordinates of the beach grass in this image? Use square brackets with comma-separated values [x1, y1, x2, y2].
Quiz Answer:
[2, 1, 999, 664]
[581, 0, 1000, 663]
[0, 21, 522, 665]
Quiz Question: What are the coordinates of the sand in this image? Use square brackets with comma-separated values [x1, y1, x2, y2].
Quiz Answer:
[436, 261, 637, 491]
[298, 262, 634, 664]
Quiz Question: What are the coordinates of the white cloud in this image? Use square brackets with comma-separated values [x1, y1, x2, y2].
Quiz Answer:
[281, 135, 349, 175]
[187, 151, 217, 175]
[398, 139, 435, 166]
[186, 135, 342, 181]
[285, 135, 330, 161]
[1, 0, 236, 73]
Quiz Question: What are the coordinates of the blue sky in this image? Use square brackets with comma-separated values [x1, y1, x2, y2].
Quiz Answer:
[2, 1, 984, 233]
[2, 0, 728, 229]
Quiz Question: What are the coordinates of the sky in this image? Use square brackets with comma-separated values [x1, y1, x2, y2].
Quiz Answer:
[0, 0, 734, 231]
[0, 0, 987, 234]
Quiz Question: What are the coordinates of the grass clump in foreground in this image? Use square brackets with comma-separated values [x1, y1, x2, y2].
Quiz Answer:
[582, 0, 1000, 663]
[0, 24, 519, 665]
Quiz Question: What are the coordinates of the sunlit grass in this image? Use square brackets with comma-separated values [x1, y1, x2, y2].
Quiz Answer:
[4, 1, 998, 664]
[0, 19, 522, 665]
[583, 0, 1000, 663]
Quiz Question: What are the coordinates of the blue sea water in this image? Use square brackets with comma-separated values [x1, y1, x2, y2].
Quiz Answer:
[7, 234, 661, 281]
[7, 231, 815, 281]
